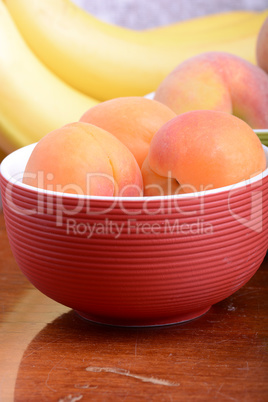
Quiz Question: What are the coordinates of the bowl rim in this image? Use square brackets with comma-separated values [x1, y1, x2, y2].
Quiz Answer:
[1, 143, 268, 202]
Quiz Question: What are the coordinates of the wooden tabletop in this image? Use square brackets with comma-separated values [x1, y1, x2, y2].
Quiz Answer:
[0, 210, 267, 402]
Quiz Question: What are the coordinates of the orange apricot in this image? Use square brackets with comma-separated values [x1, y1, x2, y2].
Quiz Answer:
[148, 110, 266, 193]
[23, 122, 143, 197]
[141, 156, 181, 196]
[80, 97, 176, 168]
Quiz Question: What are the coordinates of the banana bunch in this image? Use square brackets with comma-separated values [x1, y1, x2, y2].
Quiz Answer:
[0, 0, 267, 154]
[0, 0, 98, 154]
[4, 0, 268, 101]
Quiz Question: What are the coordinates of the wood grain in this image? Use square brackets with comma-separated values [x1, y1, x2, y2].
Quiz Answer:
[0, 211, 267, 402]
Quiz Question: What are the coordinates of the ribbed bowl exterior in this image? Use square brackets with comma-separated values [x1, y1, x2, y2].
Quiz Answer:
[1, 169, 267, 326]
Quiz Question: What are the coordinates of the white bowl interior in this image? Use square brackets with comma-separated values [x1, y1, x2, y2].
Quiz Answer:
[1, 142, 268, 201]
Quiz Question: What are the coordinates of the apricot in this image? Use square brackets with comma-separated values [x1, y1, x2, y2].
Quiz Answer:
[154, 51, 268, 129]
[80, 97, 176, 168]
[148, 110, 266, 193]
[141, 156, 181, 196]
[23, 122, 143, 197]
[257, 17, 268, 74]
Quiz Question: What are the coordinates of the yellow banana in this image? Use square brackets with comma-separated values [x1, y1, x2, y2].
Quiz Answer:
[0, 0, 99, 154]
[149, 11, 268, 51]
[5, 0, 268, 101]
[145, 10, 264, 38]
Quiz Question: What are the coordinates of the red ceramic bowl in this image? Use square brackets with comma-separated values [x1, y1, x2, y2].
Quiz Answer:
[1, 144, 268, 326]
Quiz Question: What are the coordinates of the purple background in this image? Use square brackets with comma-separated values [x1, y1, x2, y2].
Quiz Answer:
[72, 0, 268, 29]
